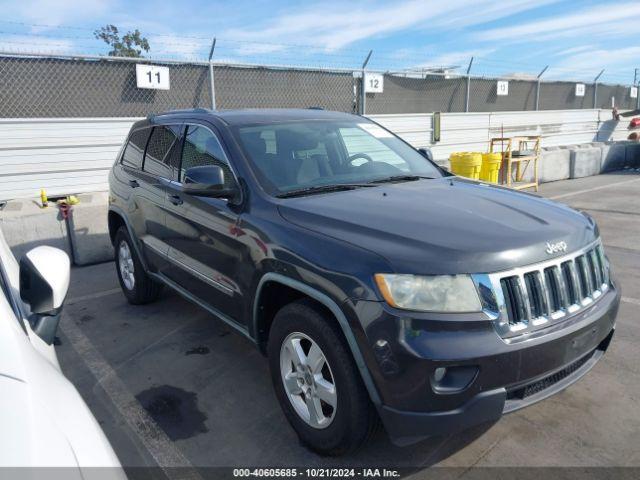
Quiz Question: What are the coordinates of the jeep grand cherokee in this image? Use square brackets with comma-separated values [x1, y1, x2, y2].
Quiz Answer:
[108, 108, 619, 455]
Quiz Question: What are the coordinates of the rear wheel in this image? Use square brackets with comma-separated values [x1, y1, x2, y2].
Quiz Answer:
[267, 299, 377, 456]
[114, 226, 162, 304]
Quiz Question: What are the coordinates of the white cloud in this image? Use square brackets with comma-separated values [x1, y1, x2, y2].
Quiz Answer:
[223, 0, 555, 51]
[10, 0, 110, 29]
[148, 35, 209, 60]
[414, 48, 496, 69]
[0, 33, 76, 54]
[477, 2, 640, 43]
[553, 45, 594, 57]
[550, 45, 640, 80]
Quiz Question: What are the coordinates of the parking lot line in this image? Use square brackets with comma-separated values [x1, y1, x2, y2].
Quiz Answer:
[61, 315, 204, 480]
[548, 177, 640, 200]
[66, 288, 122, 306]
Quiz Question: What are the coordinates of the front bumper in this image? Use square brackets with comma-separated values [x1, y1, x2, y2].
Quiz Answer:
[353, 283, 620, 446]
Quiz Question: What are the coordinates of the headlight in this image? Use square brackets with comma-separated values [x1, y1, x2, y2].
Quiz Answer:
[374, 274, 482, 312]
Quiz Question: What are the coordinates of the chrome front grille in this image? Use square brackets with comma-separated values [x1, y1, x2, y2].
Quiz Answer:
[486, 240, 609, 338]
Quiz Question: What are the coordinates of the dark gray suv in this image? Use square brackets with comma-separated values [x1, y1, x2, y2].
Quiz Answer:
[108, 108, 619, 455]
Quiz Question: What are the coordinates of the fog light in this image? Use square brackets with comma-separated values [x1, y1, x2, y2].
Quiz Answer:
[433, 367, 447, 383]
[430, 365, 478, 394]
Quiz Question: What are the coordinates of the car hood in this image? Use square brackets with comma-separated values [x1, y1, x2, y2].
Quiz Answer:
[277, 178, 598, 274]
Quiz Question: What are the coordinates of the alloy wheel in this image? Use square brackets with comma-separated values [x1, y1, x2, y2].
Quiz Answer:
[280, 332, 337, 429]
[118, 240, 135, 291]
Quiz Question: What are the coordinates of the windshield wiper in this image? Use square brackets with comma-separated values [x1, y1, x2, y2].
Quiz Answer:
[276, 183, 375, 198]
[369, 174, 435, 184]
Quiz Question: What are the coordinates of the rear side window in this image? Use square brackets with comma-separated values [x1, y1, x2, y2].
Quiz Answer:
[122, 127, 151, 169]
[144, 125, 182, 179]
[181, 125, 235, 189]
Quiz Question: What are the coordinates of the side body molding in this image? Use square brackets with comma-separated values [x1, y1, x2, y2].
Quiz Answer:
[253, 273, 381, 406]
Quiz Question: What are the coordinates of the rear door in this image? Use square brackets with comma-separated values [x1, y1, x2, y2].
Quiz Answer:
[162, 122, 247, 325]
[119, 124, 182, 272]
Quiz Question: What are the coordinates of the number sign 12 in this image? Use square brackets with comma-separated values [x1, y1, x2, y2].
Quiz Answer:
[364, 73, 384, 93]
[136, 64, 170, 90]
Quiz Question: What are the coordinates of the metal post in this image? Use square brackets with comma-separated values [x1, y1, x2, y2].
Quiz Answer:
[593, 69, 604, 109]
[465, 57, 473, 112]
[535, 65, 548, 111]
[208, 38, 217, 110]
[360, 50, 373, 115]
[635, 68, 639, 110]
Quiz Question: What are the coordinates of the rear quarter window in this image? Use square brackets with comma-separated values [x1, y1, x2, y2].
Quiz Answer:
[121, 127, 151, 169]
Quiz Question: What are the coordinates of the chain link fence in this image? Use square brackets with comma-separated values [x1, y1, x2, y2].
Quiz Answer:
[0, 51, 638, 118]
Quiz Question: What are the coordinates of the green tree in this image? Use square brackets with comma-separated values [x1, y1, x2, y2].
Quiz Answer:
[94, 25, 150, 57]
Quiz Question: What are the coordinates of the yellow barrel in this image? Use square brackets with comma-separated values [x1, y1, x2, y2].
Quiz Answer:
[480, 153, 502, 183]
[450, 152, 482, 179]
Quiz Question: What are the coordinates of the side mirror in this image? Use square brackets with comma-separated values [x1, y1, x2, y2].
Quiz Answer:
[181, 165, 238, 199]
[418, 148, 434, 162]
[19, 246, 70, 345]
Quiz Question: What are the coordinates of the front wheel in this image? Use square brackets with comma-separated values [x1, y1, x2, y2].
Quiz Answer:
[267, 300, 378, 456]
[114, 226, 162, 305]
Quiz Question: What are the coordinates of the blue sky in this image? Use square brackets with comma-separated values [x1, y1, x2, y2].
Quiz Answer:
[1, 0, 639, 83]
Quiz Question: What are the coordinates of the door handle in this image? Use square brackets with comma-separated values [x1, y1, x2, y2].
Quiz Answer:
[168, 194, 183, 206]
[128, 180, 140, 188]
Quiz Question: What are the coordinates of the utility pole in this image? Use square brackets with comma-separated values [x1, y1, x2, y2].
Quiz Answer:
[535, 65, 549, 111]
[208, 38, 217, 110]
[360, 50, 373, 115]
[593, 69, 604, 109]
[465, 57, 474, 112]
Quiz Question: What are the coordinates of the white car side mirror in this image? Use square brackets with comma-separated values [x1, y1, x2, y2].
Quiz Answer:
[19, 246, 70, 344]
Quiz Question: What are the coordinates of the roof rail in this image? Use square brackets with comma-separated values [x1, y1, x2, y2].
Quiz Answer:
[155, 108, 213, 116]
[307, 106, 324, 110]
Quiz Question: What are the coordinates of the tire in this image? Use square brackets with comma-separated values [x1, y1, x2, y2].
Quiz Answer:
[114, 226, 162, 305]
[267, 299, 378, 456]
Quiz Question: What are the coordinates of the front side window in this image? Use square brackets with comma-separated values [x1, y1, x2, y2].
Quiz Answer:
[144, 124, 182, 179]
[233, 120, 442, 194]
[122, 127, 151, 169]
[181, 125, 235, 189]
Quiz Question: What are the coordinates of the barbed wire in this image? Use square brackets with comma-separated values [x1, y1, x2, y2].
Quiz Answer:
[0, 19, 636, 84]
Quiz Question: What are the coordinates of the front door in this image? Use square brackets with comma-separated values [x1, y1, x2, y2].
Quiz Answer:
[162, 123, 247, 325]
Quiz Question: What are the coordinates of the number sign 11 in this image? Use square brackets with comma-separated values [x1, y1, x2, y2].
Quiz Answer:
[136, 64, 170, 90]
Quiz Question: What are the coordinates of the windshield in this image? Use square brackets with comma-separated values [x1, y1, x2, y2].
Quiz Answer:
[233, 120, 442, 195]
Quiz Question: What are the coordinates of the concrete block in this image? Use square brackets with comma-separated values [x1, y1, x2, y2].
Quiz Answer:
[570, 148, 602, 179]
[67, 192, 113, 266]
[0, 198, 70, 262]
[539, 149, 571, 183]
[601, 142, 627, 172]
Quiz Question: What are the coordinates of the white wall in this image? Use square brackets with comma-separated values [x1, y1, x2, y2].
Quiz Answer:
[0, 118, 139, 201]
[368, 109, 624, 163]
[0, 109, 634, 201]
